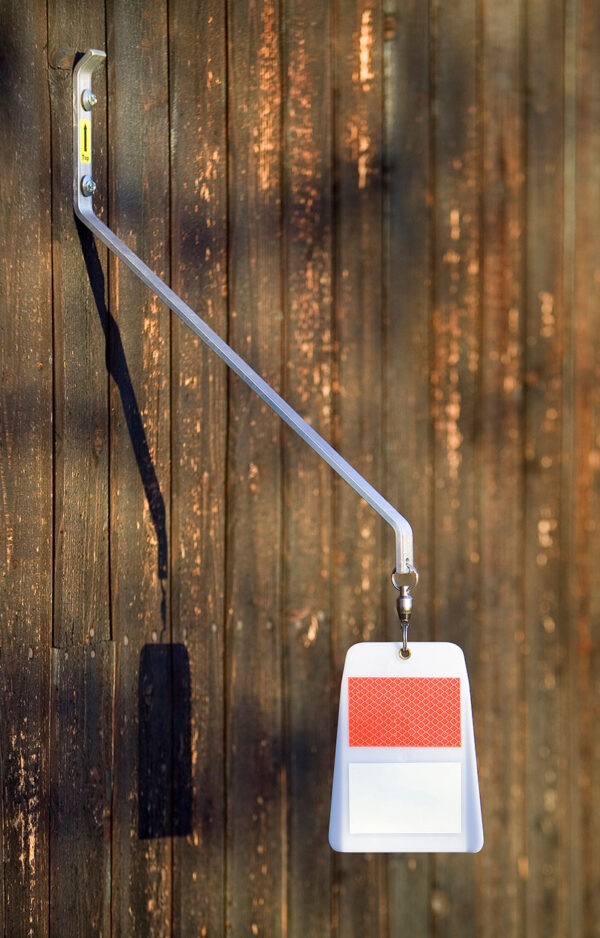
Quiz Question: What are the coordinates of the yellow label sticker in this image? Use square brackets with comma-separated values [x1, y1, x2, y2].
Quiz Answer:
[80, 118, 91, 164]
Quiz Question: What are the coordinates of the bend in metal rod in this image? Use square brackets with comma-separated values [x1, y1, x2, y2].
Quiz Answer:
[73, 50, 414, 576]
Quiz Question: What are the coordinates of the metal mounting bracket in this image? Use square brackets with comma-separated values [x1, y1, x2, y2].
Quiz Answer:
[73, 49, 416, 588]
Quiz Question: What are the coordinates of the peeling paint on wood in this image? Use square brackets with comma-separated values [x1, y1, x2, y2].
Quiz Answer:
[334, 0, 386, 933]
[106, 3, 172, 935]
[284, 0, 333, 934]
[169, 0, 228, 933]
[226, 0, 285, 934]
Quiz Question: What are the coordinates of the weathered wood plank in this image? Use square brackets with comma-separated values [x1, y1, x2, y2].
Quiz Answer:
[49, 642, 115, 937]
[225, 0, 285, 933]
[168, 1, 228, 934]
[479, 2, 527, 936]
[572, 1, 600, 935]
[48, 2, 110, 649]
[430, 0, 481, 933]
[524, 1, 568, 936]
[0, 644, 50, 938]
[383, 0, 433, 931]
[105, 2, 172, 934]
[332, 2, 386, 934]
[0, 5, 53, 647]
[282, 0, 333, 935]
[46, 8, 116, 935]
[0, 3, 52, 935]
[562, 1, 579, 933]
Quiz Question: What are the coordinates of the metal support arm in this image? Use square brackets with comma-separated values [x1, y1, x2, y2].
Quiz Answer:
[73, 49, 416, 586]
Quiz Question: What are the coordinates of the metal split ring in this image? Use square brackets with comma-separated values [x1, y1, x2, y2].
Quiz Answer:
[390, 562, 419, 593]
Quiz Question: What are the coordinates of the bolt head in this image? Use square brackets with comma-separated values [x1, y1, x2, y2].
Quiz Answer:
[81, 175, 97, 197]
[82, 89, 97, 110]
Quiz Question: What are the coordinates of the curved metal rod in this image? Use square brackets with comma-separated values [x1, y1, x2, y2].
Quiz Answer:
[73, 49, 415, 576]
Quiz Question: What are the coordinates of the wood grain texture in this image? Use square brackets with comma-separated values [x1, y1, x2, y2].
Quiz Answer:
[0, 1, 52, 649]
[282, 1, 333, 935]
[0, 643, 50, 938]
[225, 0, 285, 935]
[478, 2, 527, 936]
[524, 1, 568, 936]
[48, 0, 110, 648]
[430, 0, 482, 932]
[332, 2, 387, 935]
[0, 4, 52, 645]
[0, 3, 52, 935]
[168, 1, 228, 934]
[383, 0, 433, 931]
[105, 2, 172, 934]
[572, 1, 600, 935]
[562, 5, 579, 934]
[50, 643, 115, 937]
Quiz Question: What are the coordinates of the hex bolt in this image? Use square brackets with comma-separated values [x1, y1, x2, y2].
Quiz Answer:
[81, 175, 97, 197]
[81, 89, 97, 111]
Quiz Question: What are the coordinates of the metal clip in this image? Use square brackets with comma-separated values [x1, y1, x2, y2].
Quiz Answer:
[391, 563, 418, 658]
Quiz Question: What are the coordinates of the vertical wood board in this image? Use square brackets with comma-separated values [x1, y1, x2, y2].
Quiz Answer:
[383, 0, 433, 931]
[430, 0, 482, 932]
[524, 2, 568, 935]
[478, 2, 527, 937]
[50, 643, 115, 938]
[283, 0, 334, 934]
[0, 644, 50, 938]
[226, 0, 285, 934]
[332, 1, 387, 934]
[0, 4, 53, 935]
[573, 0, 600, 934]
[168, 1, 228, 934]
[48, 0, 110, 648]
[106, 3, 172, 934]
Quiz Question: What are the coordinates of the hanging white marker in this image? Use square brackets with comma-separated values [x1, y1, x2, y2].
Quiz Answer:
[329, 642, 484, 853]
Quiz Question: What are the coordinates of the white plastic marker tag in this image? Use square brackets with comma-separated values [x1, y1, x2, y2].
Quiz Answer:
[329, 642, 483, 853]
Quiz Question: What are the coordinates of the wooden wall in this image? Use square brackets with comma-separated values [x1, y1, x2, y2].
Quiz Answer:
[1, 0, 599, 935]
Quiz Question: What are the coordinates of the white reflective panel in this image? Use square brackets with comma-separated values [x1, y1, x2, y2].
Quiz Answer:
[349, 762, 461, 835]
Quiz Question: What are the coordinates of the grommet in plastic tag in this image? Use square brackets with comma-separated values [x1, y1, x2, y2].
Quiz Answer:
[329, 642, 484, 853]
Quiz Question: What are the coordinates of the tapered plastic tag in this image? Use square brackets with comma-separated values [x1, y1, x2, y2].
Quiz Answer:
[329, 642, 483, 853]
